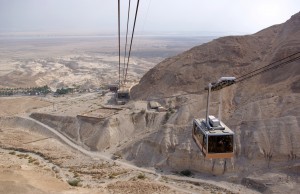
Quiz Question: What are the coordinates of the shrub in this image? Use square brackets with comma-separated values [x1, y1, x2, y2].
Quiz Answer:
[137, 173, 146, 179]
[28, 157, 37, 163]
[170, 108, 175, 114]
[109, 173, 116, 179]
[67, 178, 80, 186]
[180, 170, 192, 177]
[112, 152, 122, 160]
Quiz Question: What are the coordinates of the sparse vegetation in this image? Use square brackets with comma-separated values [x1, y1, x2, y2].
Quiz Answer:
[112, 152, 122, 160]
[0, 85, 51, 96]
[169, 107, 175, 114]
[67, 178, 81, 186]
[9, 151, 16, 155]
[55, 87, 73, 95]
[180, 170, 192, 177]
[28, 157, 37, 163]
[108, 170, 128, 179]
[109, 173, 116, 179]
[137, 173, 146, 179]
[17, 153, 29, 159]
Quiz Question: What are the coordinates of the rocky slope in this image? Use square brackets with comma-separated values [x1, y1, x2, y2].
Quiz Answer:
[131, 12, 300, 100]
[126, 12, 300, 181]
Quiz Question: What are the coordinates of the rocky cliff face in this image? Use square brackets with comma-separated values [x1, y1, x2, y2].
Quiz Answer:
[29, 110, 166, 152]
[126, 12, 300, 174]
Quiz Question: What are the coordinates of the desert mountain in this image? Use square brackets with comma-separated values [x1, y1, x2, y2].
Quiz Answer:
[131, 12, 300, 100]
[123, 12, 300, 189]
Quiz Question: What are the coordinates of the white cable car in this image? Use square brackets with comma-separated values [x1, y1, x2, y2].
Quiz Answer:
[193, 78, 235, 159]
[192, 116, 234, 159]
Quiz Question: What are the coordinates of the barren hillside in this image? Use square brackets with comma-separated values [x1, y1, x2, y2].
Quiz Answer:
[123, 12, 300, 193]
[131, 12, 300, 100]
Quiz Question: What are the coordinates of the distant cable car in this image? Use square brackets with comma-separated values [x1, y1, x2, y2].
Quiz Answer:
[116, 88, 130, 105]
[193, 77, 235, 159]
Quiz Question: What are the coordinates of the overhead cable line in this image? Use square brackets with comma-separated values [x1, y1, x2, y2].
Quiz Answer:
[134, 0, 152, 46]
[118, 0, 121, 86]
[236, 51, 300, 83]
[124, 0, 140, 84]
[236, 51, 300, 81]
[123, 0, 131, 82]
[177, 52, 300, 107]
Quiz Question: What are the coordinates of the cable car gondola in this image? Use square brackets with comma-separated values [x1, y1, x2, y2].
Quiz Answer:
[192, 116, 234, 159]
[193, 77, 235, 159]
[116, 88, 130, 105]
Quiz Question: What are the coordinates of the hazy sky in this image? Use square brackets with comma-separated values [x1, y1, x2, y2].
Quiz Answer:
[0, 0, 299, 35]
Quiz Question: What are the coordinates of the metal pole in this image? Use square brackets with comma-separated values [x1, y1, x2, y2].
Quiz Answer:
[118, 0, 121, 87]
[206, 83, 211, 125]
[218, 89, 223, 121]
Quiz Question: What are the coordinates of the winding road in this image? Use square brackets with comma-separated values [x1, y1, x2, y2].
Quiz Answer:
[22, 115, 258, 194]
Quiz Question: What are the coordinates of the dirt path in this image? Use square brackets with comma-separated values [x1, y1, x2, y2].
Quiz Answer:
[21, 115, 258, 194]
[22, 116, 159, 175]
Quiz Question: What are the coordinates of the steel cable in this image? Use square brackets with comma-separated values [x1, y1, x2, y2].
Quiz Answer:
[124, 0, 140, 83]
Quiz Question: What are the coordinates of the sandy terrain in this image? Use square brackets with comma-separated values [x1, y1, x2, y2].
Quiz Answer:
[0, 97, 51, 117]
